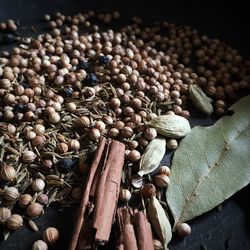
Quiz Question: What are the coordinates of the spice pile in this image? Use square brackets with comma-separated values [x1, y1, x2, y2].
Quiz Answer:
[0, 10, 250, 250]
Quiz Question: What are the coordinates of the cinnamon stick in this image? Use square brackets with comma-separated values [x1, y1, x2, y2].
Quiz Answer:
[69, 138, 125, 249]
[69, 137, 107, 250]
[93, 140, 125, 243]
[123, 224, 138, 250]
[134, 212, 154, 250]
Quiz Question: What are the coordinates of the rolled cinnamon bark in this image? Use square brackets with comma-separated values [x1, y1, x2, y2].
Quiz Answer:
[123, 224, 138, 250]
[134, 212, 154, 250]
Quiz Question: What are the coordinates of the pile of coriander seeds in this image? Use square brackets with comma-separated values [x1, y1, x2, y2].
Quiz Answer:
[0, 10, 250, 246]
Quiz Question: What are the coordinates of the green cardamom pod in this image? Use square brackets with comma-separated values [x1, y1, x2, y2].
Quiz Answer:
[189, 84, 213, 115]
[147, 197, 172, 250]
[147, 115, 191, 138]
[138, 137, 166, 176]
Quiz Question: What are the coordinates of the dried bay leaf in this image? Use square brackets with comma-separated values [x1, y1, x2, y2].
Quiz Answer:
[166, 95, 250, 230]
[147, 197, 172, 250]
[189, 84, 213, 115]
[147, 115, 191, 138]
[138, 137, 166, 176]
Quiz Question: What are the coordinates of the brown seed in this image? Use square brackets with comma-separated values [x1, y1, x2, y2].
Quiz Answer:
[7, 214, 23, 230]
[177, 223, 191, 237]
[88, 128, 101, 141]
[144, 127, 157, 140]
[0, 165, 16, 181]
[158, 166, 171, 176]
[37, 194, 49, 206]
[22, 151, 36, 163]
[0, 207, 11, 225]
[56, 142, 69, 153]
[26, 202, 43, 218]
[120, 126, 133, 138]
[68, 139, 80, 151]
[49, 112, 60, 123]
[128, 150, 141, 162]
[153, 174, 170, 188]
[119, 189, 131, 202]
[32, 240, 48, 250]
[140, 183, 156, 198]
[19, 194, 32, 208]
[4, 187, 19, 201]
[166, 139, 178, 150]
[43, 227, 59, 245]
[32, 136, 45, 146]
[31, 178, 46, 192]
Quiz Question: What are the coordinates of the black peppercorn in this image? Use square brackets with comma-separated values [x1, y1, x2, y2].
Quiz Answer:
[86, 73, 99, 86]
[13, 103, 26, 113]
[79, 60, 89, 70]
[61, 87, 73, 98]
[99, 55, 110, 65]
[20, 81, 29, 88]
[56, 158, 77, 173]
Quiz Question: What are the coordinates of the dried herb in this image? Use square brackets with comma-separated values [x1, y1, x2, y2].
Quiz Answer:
[138, 137, 166, 176]
[167, 96, 250, 229]
[147, 115, 191, 138]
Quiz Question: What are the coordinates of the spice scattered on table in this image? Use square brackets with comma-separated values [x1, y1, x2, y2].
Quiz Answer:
[0, 9, 250, 250]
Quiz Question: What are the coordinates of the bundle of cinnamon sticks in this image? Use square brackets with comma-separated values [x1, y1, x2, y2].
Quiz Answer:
[69, 137, 125, 250]
[116, 208, 154, 250]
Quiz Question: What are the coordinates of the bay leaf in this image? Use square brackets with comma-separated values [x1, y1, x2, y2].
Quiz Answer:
[138, 137, 166, 176]
[147, 197, 172, 250]
[166, 95, 250, 230]
[147, 115, 191, 138]
[189, 84, 213, 115]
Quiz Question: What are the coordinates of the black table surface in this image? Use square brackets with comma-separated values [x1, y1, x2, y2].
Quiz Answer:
[0, 0, 250, 249]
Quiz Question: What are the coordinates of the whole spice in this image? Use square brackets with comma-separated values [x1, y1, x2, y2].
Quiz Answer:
[0, 207, 11, 225]
[26, 202, 43, 218]
[119, 189, 131, 202]
[19, 194, 32, 208]
[31, 178, 46, 192]
[43, 227, 60, 245]
[7, 214, 23, 230]
[0, 165, 16, 181]
[138, 137, 166, 176]
[32, 240, 48, 250]
[166, 139, 178, 150]
[153, 174, 170, 188]
[147, 115, 191, 138]
[4, 187, 20, 201]
[177, 223, 192, 237]
[22, 151, 37, 163]
[140, 184, 156, 198]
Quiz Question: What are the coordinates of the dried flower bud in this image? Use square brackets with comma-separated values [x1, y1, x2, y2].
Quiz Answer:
[56, 142, 69, 153]
[177, 223, 191, 237]
[22, 150, 36, 163]
[119, 189, 131, 202]
[4, 187, 19, 201]
[68, 139, 80, 151]
[158, 166, 171, 176]
[88, 128, 101, 141]
[166, 139, 178, 150]
[144, 127, 157, 140]
[0, 165, 16, 181]
[19, 194, 32, 208]
[153, 239, 163, 249]
[0, 207, 11, 225]
[43, 227, 59, 245]
[31, 178, 45, 192]
[153, 174, 170, 188]
[128, 150, 141, 162]
[120, 126, 133, 138]
[26, 202, 43, 218]
[37, 194, 49, 206]
[140, 183, 156, 198]
[7, 214, 23, 230]
[49, 112, 60, 123]
[32, 240, 48, 250]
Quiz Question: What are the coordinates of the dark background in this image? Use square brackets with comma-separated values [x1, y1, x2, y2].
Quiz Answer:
[0, 0, 250, 249]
